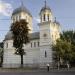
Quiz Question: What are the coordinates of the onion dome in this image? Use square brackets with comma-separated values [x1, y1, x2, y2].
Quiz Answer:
[40, 0, 52, 14]
[54, 17, 60, 25]
[12, 6, 32, 17]
[40, 6, 52, 14]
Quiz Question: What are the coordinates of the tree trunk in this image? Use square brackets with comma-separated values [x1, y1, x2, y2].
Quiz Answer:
[57, 61, 60, 70]
[21, 54, 23, 68]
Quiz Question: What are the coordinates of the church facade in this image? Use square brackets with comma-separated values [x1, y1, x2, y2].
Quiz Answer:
[3, 1, 60, 68]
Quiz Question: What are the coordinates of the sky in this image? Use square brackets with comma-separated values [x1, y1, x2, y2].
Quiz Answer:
[0, 0, 75, 42]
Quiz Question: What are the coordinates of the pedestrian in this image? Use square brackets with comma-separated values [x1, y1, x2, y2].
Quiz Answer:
[67, 63, 70, 70]
[47, 63, 50, 72]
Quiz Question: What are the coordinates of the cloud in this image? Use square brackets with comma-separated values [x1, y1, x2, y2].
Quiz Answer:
[0, 0, 13, 16]
[34, 17, 40, 23]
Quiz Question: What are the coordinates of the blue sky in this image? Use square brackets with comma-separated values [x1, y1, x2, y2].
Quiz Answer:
[0, 0, 75, 42]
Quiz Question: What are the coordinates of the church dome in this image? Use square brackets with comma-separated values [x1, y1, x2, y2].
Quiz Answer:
[40, 0, 52, 14]
[53, 18, 60, 26]
[40, 6, 51, 14]
[12, 6, 32, 17]
[39, 1, 53, 22]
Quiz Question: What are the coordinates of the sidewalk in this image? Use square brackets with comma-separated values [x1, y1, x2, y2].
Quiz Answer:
[0, 67, 75, 72]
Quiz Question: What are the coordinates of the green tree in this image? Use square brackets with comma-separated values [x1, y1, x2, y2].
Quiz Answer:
[11, 19, 29, 67]
[53, 39, 65, 69]
[53, 31, 75, 68]
[61, 31, 75, 64]
[60, 31, 75, 45]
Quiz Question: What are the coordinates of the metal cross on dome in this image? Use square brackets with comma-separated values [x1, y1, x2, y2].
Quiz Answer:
[45, 0, 47, 8]
[20, 0, 24, 7]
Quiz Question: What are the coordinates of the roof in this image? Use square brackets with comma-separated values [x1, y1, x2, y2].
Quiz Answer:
[4, 32, 40, 41]
[40, 6, 52, 14]
[53, 21, 60, 26]
[12, 6, 32, 17]
[5, 32, 13, 40]
[29, 32, 40, 40]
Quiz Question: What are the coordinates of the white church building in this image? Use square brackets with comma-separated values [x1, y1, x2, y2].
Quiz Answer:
[3, 1, 60, 68]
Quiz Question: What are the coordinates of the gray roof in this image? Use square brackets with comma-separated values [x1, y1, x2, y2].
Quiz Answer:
[29, 32, 39, 40]
[40, 6, 51, 14]
[53, 21, 60, 26]
[12, 6, 32, 17]
[4, 31, 39, 41]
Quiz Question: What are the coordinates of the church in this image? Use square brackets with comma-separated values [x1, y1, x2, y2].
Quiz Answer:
[3, 1, 60, 68]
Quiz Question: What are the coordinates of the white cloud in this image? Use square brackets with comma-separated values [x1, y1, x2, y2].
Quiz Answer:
[34, 17, 40, 23]
[0, 0, 13, 16]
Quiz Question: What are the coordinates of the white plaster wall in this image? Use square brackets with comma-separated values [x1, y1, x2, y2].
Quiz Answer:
[40, 45, 52, 63]
[23, 39, 40, 65]
[3, 39, 40, 68]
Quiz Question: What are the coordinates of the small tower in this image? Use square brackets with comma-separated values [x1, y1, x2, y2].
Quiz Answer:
[40, 0, 53, 22]
[39, 0, 54, 67]
[39, 0, 60, 67]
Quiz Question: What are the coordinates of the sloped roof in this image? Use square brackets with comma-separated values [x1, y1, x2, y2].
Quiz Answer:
[40, 6, 52, 15]
[4, 31, 40, 41]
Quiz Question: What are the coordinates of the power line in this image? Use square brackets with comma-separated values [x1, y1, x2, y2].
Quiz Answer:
[0, 19, 11, 20]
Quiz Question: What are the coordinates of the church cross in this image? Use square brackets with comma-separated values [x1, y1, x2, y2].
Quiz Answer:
[45, 0, 47, 8]
[20, 0, 24, 7]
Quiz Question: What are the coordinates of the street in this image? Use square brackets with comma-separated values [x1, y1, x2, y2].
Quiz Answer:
[0, 71, 75, 75]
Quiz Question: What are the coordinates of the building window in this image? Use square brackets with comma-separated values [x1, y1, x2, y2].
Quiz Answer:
[16, 16, 18, 21]
[6, 43, 8, 48]
[38, 42, 39, 47]
[31, 43, 32, 48]
[52, 34, 53, 38]
[34, 42, 36, 47]
[43, 14, 45, 21]
[45, 51, 47, 58]
[48, 14, 49, 21]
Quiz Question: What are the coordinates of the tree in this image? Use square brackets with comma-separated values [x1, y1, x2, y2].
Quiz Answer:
[53, 31, 75, 69]
[60, 31, 75, 45]
[10, 19, 29, 67]
[53, 39, 65, 70]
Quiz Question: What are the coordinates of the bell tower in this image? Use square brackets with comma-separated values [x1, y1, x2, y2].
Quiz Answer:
[39, 0, 54, 67]
[40, 0, 53, 23]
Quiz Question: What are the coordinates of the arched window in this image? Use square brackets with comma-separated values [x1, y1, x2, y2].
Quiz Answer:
[6, 43, 8, 48]
[43, 14, 45, 21]
[45, 51, 47, 58]
[38, 42, 39, 47]
[31, 43, 32, 48]
[48, 14, 49, 21]
[34, 42, 36, 47]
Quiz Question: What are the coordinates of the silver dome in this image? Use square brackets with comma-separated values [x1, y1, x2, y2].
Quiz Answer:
[12, 6, 32, 17]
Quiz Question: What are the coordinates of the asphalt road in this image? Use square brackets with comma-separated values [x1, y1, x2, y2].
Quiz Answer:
[0, 71, 75, 75]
